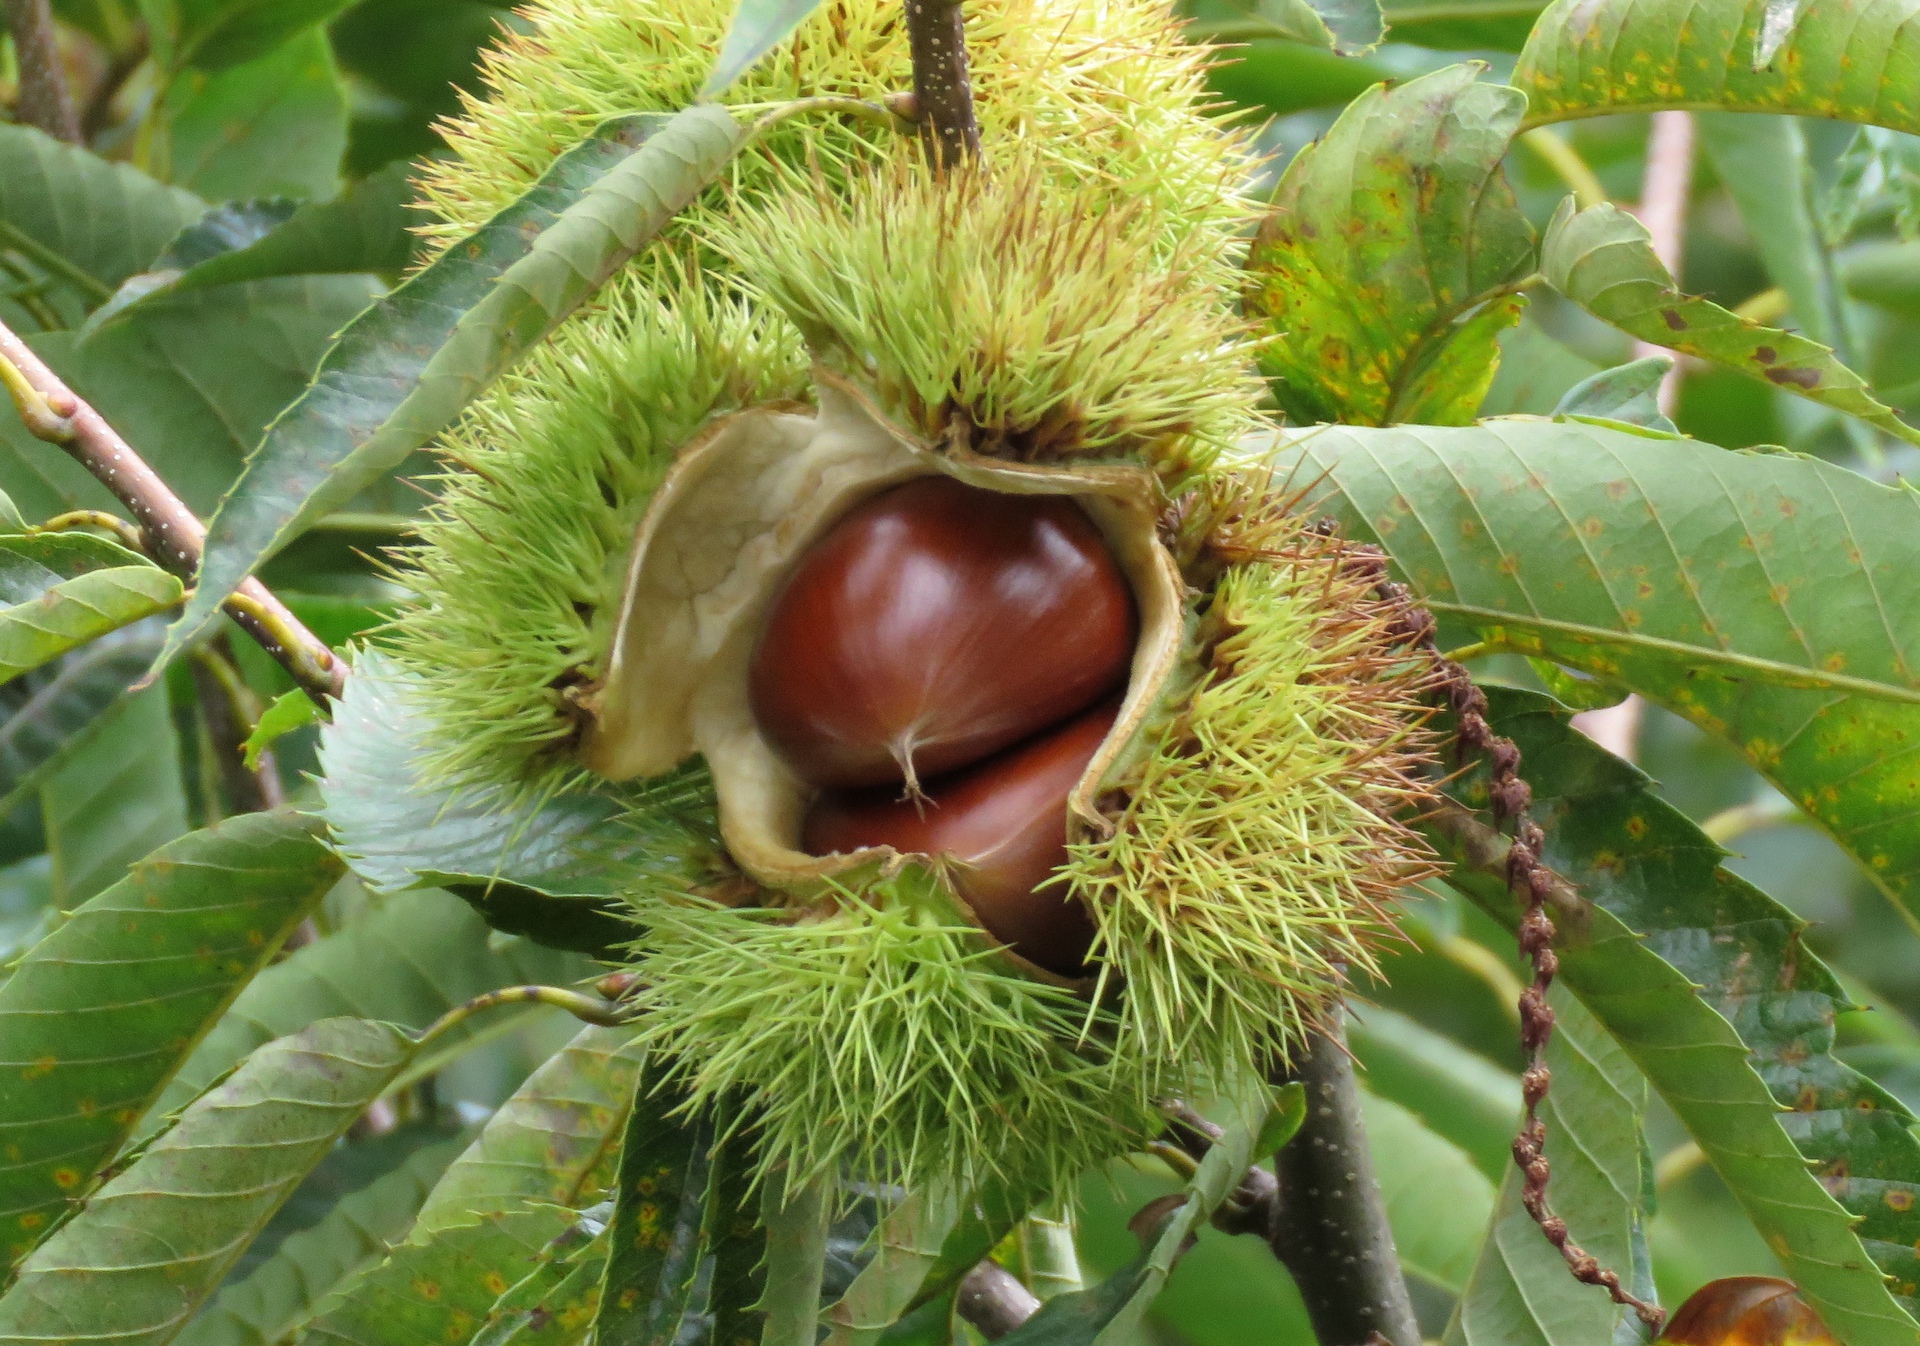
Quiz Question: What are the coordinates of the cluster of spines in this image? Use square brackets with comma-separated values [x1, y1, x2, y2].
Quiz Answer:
[1065, 483, 1442, 1083]
[385, 276, 808, 796]
[619, 873, 1173, 1202]
[708, 151, 1263, 484]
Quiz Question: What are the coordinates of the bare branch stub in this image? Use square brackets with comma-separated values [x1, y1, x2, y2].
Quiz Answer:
[903, 0, 980, 165]
[0, 318, 346, 703]
[1345, 540, 1668, 1335]
[2, 0, 81, 143]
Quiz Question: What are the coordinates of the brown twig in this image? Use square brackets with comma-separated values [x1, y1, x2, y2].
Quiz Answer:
[955, 1261, 1041, 1339]
[2, 0, 80, 142]
[902, 0, 979, 165]
[0, 318, 346, 703]
[189, 636, 285, 815]
[1344, 544, 1666, 1334]
[1267, 1025, 1422, 1346]
[80, 27, 148, 142]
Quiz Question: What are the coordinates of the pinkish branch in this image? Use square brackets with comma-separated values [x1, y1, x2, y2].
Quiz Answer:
[0, 317, 345, 703]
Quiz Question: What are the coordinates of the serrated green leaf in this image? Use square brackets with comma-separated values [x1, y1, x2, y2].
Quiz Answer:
[0, 810, 338, 1265]
[824, 1186, 963, 1345]
[176, 158, 419, 291]
[0, 564, 180, 686]
[0, 1016, 414, 1344]
[1246, 64, 1533, 427]
[243, 687, 321, 770]
[414, 1023, 645, 1236]
[171, 104, 751, 670]
[150, 887, 586, 1128]
[1550, 356, 1674, 432]
[1260, 420, 1920, 933]
[1429, 688, 1920, 1341]
[1359, 1089, 1493, 1295]
[995, 1076, 1269, 1346]
[41, 681, 188, 910]
[703, 0, 830, 95]
[473, 1218, 609, 1346]
[299, 1203, 575, 1346]
[0, 124, 205, 300]
[0, 620, 166, 805]
[593, 1080, 713, 1346]
[1541, 199, 1920, 445]
[319, 650, 720, 954]
[153, 28, 349, 202]
[1443, 989, 1655, 1346]
[1514, 0, 1920, 133]
[179, 1124, 469, 1346]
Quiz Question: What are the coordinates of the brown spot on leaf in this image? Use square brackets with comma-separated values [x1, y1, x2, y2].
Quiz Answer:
[1662, 309, 1688, 331]
[1754, 346, 1778, 364]
[1764, 366, 1821, 389]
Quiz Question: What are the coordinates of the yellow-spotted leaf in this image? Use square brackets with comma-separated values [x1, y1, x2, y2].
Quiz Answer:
[1515, 0, 1920, 134]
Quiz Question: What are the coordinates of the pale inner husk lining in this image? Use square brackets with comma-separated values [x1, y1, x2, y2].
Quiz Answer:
[582, 371, 1186, 895]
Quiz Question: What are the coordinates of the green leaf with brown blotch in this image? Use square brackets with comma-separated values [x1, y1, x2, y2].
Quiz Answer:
[472, 1214, 608, 1346]
[166, 104, 753, 677]
[592, 1080, 713, 1346]
[415, 1023, 645, 1237]
[706, 1129, 767, 1346]
[1540, 199, 1920, 446]
[0, 1017, 416, 1345]
[1514, 0, 1920, 134]
[1246, 63, 1534, 427]
[0, 810, 341, 1269]
[300, 1204, 578, 1346]
[1429, 687, 1920, 1335]
[1255, 420, 1920, 928]
[178, 1124, 470, 1346]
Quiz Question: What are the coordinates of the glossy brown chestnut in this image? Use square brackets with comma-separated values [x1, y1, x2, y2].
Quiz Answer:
[802, 700, 1116, 974]
[749, 475, 1137, 791]
[1660, 1279, 1837, 1346]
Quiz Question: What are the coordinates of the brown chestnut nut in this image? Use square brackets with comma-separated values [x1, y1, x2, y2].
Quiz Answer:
[750, 475, 1136, 792]
[802, 699, 1116, 974]
[1660, 1278, 1838, 1346]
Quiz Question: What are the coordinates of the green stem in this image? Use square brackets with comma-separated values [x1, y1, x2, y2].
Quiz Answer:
[415, 985, 630, 1047]
[1518, 128, 1608, 211]
[0, 220, 111, 304]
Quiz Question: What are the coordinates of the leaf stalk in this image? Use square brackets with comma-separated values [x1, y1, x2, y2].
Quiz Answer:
[0, 317, 346, 703]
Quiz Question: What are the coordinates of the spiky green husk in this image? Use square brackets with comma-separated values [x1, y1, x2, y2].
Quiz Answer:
[620, 876, 1187, 1200]
[385, 275, 808, 793]
[1066, 515, 1439, 1085]
[708, 154, 1261, 481]
[418, 0, 1250, 269]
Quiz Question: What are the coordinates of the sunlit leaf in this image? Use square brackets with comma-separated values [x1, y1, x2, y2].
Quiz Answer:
[300, 1203, 575, 1346]
[0, 810, 339, 1266]
[1257, 419, 1920, 935]
[0, 1017, 414, 1342]
[1246, 64, 1533, 427]
[1514, 0, 1920, 134]
[1540, 200, 1920, 445]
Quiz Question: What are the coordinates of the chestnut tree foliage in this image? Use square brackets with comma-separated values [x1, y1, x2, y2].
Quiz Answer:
[7, 0, 1920, 1344]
